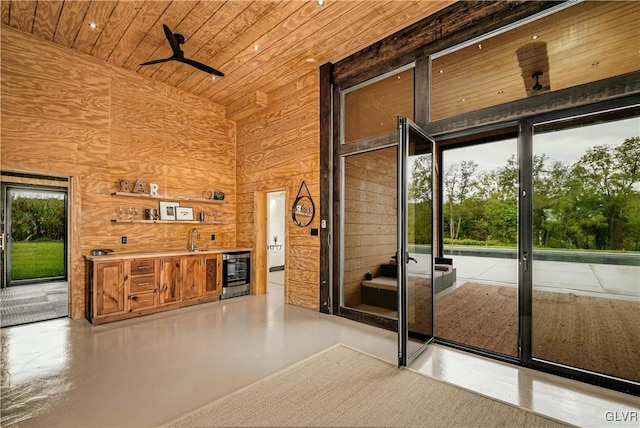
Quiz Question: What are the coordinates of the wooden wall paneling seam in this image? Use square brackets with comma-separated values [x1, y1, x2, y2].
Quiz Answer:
[72, 1, 118, 55]
[8, 0, 35, 32]
[90, 1, 144, 61]
[105, 1, 171, 67]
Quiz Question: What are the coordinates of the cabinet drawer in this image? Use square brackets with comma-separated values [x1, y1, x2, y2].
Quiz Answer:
[131, 259, 155, 275]
[129, 292, 155, 311]
[130, 274, 155, 293]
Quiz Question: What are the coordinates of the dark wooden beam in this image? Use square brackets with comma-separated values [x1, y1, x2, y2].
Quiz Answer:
[426, 71, 640, 136]
[319, 62, 333, 314]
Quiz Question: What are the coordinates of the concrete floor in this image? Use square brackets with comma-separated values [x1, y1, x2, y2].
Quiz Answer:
[1, 274, 638, 427]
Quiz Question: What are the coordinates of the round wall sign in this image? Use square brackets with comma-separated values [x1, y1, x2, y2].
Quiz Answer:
[292, 195, 315, 227]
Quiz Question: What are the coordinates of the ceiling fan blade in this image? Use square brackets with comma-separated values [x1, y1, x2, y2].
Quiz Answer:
[140, 57, 174, 66]
[163, 24, 182, 57]
[179, 57, 225, 77]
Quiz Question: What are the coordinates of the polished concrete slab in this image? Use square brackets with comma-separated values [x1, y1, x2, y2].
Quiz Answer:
[1, 285, 638, 427]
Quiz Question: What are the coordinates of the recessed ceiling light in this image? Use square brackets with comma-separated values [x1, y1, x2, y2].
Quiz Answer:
[532, 35, 539, 40]
[461, 98, 467, 102]
[477, 43, 482, 50]
[317, 0, 325, 6]
[211, 76, 216, 80]
[253, 45, 260, 51]
[497, 90, 504, 94]
[439, 69, 444, 74]
[306, 58, 316, 63]
[89, 22, 98, 29]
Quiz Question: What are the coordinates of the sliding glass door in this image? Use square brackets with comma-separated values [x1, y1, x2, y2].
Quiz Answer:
[530, 110, 640, 384]
[398, 117, 434, 366]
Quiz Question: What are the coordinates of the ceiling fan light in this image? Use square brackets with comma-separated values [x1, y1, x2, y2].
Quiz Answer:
[89, 23, 98, 29]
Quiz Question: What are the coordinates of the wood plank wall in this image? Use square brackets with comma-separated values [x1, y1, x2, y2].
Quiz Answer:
[1, 26, 236, 319]
[343, 147, 397, 307]
[235, 71, 320, 311]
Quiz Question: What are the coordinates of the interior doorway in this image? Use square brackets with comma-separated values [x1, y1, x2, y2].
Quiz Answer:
[266, 191, 286, 295]
[1, 180, 69, 327]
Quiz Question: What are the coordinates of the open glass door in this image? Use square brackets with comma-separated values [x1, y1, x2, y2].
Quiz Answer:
[398, 117, 435, 366]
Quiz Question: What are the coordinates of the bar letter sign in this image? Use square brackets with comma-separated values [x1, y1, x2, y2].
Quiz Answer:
[292, 181, 315, 227]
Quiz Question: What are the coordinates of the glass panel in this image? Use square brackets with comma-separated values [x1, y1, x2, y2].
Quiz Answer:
[431, 1, 640, 120]
[8, 189, 66, 283]
[532, 113, 640, 382]
[436, 138, 519, 357]
[342, 147, 398, 317]
[399, 119, 434, 366]
[343, 68, 414, 143]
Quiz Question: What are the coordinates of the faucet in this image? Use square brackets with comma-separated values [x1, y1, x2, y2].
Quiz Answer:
[190, 227, 201, 251]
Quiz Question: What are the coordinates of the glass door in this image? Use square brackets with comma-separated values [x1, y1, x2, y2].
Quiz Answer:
[3, 185, 67, 286]
[397, 117, 435, 366]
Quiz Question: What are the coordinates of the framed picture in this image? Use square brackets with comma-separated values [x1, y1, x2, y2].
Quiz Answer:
[176, 207, 194, 221]
[159, 201, 180, 220]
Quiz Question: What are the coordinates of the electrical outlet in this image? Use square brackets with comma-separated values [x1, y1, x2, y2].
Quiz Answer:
[121, 236, 127, 244]
[210, 234, 216, 241]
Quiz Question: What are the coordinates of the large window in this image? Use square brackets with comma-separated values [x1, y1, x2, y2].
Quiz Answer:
[430, 1, 640, 121]
[342, 67, 414, 143]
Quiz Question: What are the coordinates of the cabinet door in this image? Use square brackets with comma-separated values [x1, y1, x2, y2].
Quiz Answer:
[96, 261, 125, 316]
[204, 255, 222, 297]
[182, 256, 204, 300]
[159, 258, 181, 304]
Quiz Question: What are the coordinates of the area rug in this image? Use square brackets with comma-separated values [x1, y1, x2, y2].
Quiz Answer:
[162, 344, 569, 427]
[435, 282, 640, 382]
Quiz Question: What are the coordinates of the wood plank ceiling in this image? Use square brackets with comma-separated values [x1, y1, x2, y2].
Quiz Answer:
[1, 0, 454, 114]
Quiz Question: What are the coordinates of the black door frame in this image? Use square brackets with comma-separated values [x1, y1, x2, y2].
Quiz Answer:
[2, 182, 69, 287]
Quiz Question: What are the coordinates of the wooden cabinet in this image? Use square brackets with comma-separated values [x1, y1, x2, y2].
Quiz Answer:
[159, 257, 182, 305]
[128, 258, 157, 312]
[182, 256, 204, 300]
[86, 250, 239, 325]
[95, 261, 125, 316]
[203, 255, 222, 297]
[182, 254, 222, 300]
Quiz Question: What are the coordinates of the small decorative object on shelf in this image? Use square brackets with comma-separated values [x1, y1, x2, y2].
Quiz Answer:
[159, 201, 179, 220]
[118, 179, 131, 193]
[176, 207, 194, 221]
[149, 182, 159, 196]
[203, 189, 214, 199]
[213, 190, 225, 201]
[133, 178, 147, 194]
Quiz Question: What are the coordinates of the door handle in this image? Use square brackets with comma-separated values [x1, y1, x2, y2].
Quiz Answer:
[522, 252, 528, 272]
[0, 233, 4, 251]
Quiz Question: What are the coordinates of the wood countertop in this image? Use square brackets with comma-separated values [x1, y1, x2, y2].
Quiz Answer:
[85, 247, 252, 261]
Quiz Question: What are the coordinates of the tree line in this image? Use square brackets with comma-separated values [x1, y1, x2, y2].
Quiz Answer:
[409, 136, 640, 251]
[10, 196, 65, 241]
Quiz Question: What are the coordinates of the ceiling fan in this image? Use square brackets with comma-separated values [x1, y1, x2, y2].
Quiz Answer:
[140, 24, 224, 77]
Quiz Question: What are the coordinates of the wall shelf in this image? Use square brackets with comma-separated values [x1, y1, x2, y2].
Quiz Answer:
[111, 192, 226, 204]
[111, 219, 228, 225]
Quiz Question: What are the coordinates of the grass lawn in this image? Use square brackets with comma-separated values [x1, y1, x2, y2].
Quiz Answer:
[11, 240, 65, 280]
